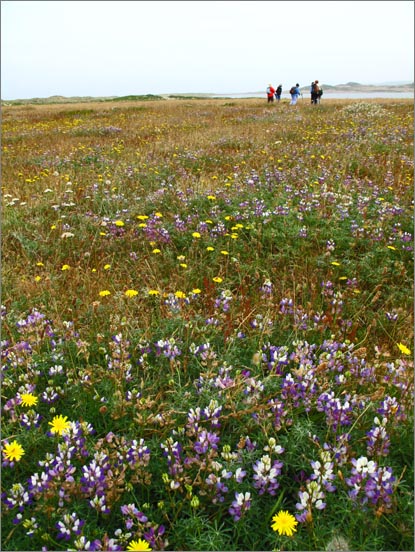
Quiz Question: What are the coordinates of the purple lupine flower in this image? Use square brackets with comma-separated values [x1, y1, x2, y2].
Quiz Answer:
[260, 279, 273, 296]
[366, 417, 390, 457]
[377, 395, 405, 421]
[310, 450, 336, 492]
[143, 525, 166, 549]
[154, 338, 182, 359]
[262, 344, 289, 374]
[252, 454, 283, 496]
[161, 437, 184, 480]
[20, 410, 42, 429]
[55, 512, 84, 541]
[124, 438, 151, 468]
[2, 482, 33, 518]
[323, 434, 351, 466]
[316, 391, 357, 431]
[229, 492, 252, 521]
[202, 400, 223, 428]
[214, 290, 233, 313]
[345, 456, 396, 510]
[72, 536, 102, 551]
[295, 480, 326, 522]
[205, 470, 231, 503]
[194, 430, 220, 455]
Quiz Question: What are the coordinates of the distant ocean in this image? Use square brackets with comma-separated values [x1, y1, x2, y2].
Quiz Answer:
[220, 92, 414, 100]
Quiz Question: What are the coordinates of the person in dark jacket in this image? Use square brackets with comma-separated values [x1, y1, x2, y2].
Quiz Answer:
[275, 84, 282, 102]
[311, 80, 320, 104]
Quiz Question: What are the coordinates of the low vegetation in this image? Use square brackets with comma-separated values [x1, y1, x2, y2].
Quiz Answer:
[1, 97, 413, 551]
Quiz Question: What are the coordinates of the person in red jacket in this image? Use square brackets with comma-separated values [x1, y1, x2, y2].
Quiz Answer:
[266, 84, 276, 103]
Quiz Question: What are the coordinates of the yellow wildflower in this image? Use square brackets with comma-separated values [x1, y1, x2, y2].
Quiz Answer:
[271, 510, 298, 536]
[126, 539, 152, 551]
[397, 342, 411, 356]
[125, 289, 139, 298]
[3, 441, 25, 462]
[19, 393, 38, 407]
[48, 415, 71, 436]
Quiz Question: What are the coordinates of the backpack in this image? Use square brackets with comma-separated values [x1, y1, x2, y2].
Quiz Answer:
[290, 86, 295, 95]
[318, 89, 323, 97]
[266, 86, 271, 94]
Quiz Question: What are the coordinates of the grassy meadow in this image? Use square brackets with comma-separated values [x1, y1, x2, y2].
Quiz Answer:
[1, 97, 414, 551]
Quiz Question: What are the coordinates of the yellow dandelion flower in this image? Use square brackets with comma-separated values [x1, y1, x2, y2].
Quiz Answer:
[137, 215, 149, 220]
[138, 223, 147, 228]
[179, 263, 188, 268]
[192, 232, 201, 238]
[48, 415, 71, 436]
[34, 276, 42, 282]
[36, 262, 44, 267]
[175, 291, 186, 299]
[271, 510, 298, 536]
[3, 441, 25, 462]
[19, 393, 38, 407]
[387, 245, 396, 251]
[61, 264, 70, 271]
[177, 255, 186, 261]
[397, 342, 411, 356]
[331, 261, 341, 267]
[206, 246, 215, 251]
[104, 264, 111, 270]
[148, 290, 160, 296]
[207, 195, 216, 200]
[213, 277, 223, 283]
[125, 289, 139, 298]
[192, 288, 201, 294]
[152, 248, 161, 254]
[220, 250, 229, 255]
[155, 212, 163, 218]
[126, 538, 152, 551]
[114, 220, 125, 227]
[99, 290, 111, 297]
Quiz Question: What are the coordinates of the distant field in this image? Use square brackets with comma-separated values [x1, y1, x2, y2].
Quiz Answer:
[1, 82, 413, 105]
[1, 98, 413, 551]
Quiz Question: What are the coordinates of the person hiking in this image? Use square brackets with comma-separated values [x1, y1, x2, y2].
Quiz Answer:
[310, 81, 315, 103]
[275, 84, 282, 102]
[311, 80, 321, 104]
[289, 84, 301, 105]
[266, 84, 276, 103]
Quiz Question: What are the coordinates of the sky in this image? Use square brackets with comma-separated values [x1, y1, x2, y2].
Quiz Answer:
[1, 0, 414, 99]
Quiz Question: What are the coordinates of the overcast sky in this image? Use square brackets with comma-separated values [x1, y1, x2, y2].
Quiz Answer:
[1, 0, 414, 99]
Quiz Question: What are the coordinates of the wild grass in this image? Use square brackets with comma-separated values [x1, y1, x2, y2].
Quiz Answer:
[1, 97, 413, 551]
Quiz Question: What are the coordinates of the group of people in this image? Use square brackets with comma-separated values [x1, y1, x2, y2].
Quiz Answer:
[266, 84, 282, 103]
[266, 80, 323, 105]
